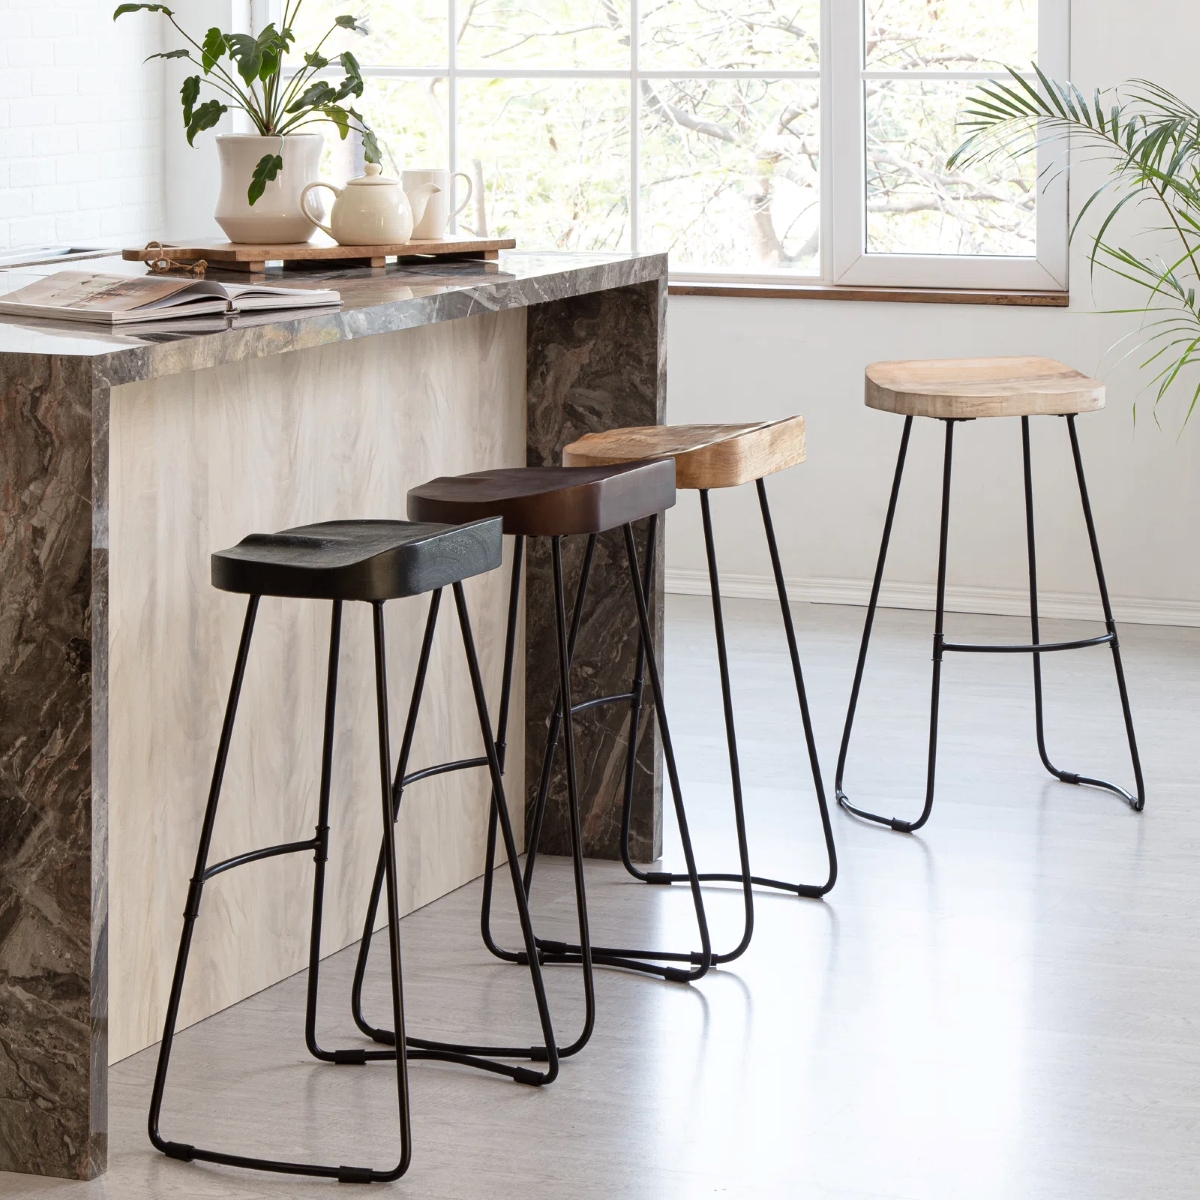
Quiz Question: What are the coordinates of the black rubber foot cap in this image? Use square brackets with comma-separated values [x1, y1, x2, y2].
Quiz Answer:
[512, 1067, 545, 1086]
[163, 1141, 195, 1162]
[663, 967, 692, 983]
[644, 871, 674, 885]
[333, 1048, 368, 1065]
[337, 1165, 375, 1184]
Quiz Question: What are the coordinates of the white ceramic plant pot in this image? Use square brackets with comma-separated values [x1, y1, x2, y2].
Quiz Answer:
[214, 134, 323, 243]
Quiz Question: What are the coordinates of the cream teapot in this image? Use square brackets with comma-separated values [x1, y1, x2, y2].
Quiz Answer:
[300, 163, 440, 245]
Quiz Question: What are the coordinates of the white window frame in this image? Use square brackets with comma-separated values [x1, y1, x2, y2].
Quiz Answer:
[266, 0, 1068, 291]
[829, 0, 1069, 291]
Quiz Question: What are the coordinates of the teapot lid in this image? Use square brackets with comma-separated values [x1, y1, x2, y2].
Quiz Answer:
[346, 162, 397, 186]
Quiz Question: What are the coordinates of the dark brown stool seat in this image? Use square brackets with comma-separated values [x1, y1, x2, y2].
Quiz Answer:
[348, 454, 713, 1066]
[211, 517, 502, 600]
[407, 461, 676, 537]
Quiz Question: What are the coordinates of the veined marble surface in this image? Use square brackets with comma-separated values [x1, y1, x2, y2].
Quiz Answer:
[0, 252, 668, 1179]
[0, 252, 666, 383]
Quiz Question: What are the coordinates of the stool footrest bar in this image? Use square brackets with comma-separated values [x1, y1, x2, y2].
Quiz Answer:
[399, 756, 488, 790]
[203, 838, 318, 881]
[942, 633, 1113, 654]
[569, 691, 636, 715]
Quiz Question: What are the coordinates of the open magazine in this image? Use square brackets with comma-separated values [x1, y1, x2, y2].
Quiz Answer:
[0, 270, 341, 326]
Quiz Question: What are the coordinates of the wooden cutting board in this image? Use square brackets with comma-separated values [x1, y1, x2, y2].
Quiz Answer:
[123, 235, 516, 272]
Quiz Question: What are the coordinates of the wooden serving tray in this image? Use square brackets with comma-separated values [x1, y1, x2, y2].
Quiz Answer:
[123, 235, 516, 273]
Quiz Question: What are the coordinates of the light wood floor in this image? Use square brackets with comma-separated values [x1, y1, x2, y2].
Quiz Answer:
[4, 596, 1197, 1199]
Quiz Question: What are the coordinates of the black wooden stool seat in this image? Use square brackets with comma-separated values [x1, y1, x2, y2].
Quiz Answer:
[211, 518, 502, 600]
[407, 461, 676, 537]
[149, 517, 558, 1185]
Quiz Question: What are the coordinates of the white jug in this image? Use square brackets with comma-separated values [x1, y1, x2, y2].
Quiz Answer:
[300, 164, 440, 245]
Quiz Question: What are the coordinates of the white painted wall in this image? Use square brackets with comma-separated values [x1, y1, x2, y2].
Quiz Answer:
[664, 0, 1200, 626]
[0, 0, 164, 251]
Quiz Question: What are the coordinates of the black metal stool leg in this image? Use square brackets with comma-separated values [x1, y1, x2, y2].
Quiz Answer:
[836, 414, 916, 829]
[758, 477, 838, 893]
[513, 536, 597, 1053]
[479, 534, 601, 1054]
[838, 416, 954, 833]
[1024, 415, 1145, 809]
[626, 492, 755, 964]
[305, 600, 345, 1062]
[532, 523, 714, 982]
[350, 589, 559, 1079]
[367, 601, 415, 1179]
[618, 514, 657, 880]
[627, 482, 838, 953]
[520, 534, 597, 895]
[148, 595, 259, 1164]
[451, 581, 560, 1082]
[148, 595, 414, 1182]
[351, 591, 443, 1040]
[479, 536, 526, 961]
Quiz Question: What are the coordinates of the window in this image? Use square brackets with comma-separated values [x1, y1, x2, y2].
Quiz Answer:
[281, 0, 1066, 289]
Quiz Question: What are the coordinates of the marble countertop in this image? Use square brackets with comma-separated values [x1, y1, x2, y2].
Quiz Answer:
[0, 250, 666, 387]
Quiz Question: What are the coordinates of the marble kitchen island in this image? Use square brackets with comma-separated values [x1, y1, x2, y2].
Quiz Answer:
[0, 251, 667, 1179]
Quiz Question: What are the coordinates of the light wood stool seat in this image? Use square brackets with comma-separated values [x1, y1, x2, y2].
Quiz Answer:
[563, 416, 806, 489]
[838, 357, 1144, 836]
[865, 356, 1105, 420]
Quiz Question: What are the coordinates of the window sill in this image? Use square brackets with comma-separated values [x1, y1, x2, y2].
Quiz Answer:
[668, 281, 1070, 307]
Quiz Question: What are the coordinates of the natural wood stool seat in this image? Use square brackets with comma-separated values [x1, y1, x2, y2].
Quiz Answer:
[406, 461, 676, 537]
[562, 416, 806, 489]
[865, 356, 1105, 420]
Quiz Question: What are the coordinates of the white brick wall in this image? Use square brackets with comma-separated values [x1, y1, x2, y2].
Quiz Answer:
[0, 0, 164, 251]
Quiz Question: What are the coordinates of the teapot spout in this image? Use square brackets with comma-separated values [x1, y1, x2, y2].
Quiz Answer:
[405, 182, 441, 226]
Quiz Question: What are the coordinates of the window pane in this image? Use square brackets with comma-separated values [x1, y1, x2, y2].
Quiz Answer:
[457, 0, 630, 68]
[865, 80, 1035, 256]
[640, 0, 819, 71]
[288, 0, 448, 69]
[864, 0, 1038, 72]
[640, 79, 819, 273]
[457, 79, 630, 250]
[360, 78, 449, 173]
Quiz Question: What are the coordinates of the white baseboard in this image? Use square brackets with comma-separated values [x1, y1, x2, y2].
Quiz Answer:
[664, 568, 1200, 629]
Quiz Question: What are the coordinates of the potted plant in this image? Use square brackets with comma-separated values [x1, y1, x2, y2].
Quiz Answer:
[115, 2, 381, 243]
[950, 69, 1200, 423]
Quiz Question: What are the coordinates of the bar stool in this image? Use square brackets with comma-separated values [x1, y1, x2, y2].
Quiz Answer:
[350, 461, 713, 1066]
[837, 356, 1145, 833]
[561, 419, 837, 965]
[148, 519, 559, 1185]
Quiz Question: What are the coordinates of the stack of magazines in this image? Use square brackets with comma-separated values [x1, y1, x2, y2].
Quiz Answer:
[0, 270, 342, 327]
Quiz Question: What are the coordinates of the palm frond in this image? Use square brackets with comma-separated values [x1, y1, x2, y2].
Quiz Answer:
[950, 67, 1200, 426]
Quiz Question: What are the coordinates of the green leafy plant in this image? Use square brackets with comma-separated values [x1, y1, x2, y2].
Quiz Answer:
[114, 1, 380, 204]
[949, 67, 1200, 422]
